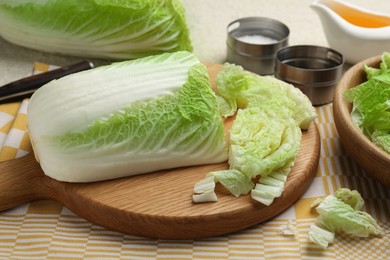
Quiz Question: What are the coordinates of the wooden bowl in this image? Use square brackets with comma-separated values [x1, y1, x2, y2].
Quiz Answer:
[333, 55, 390, 187]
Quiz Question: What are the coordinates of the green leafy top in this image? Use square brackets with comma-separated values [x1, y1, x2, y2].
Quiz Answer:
[53, 63, 224, 156]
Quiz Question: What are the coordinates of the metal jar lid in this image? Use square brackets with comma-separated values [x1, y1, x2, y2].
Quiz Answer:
[226, 17, 289, 75]
[275, 45, 344, 105]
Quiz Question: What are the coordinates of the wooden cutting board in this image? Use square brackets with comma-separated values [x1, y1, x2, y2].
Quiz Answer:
[0, 64, 320, 239]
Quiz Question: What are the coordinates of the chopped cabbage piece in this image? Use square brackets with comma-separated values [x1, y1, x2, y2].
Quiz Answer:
[194, 176, 216, 194]
[308, 224, 335, 249]
[278, 220, 298, 237]
[193, 190, 218, 203]
[209, 169, 254, 197]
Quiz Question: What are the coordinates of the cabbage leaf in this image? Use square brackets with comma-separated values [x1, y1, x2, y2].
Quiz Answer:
[28, 51, 228, 182]
[0, 0, 192, 59]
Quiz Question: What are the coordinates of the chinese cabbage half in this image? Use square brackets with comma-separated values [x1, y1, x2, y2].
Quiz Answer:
[0, 0, 192, 59]
[27, 51, 228, 182]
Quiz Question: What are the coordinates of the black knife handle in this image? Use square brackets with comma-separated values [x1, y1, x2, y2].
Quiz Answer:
[0, 61, 94, 103]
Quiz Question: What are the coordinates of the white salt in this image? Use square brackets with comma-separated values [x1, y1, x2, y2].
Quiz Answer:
[237, 34, 278, 44]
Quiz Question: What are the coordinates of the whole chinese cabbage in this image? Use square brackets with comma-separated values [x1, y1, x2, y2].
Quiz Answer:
[27, 51, 228, 182]
[0, 0, 192, 59]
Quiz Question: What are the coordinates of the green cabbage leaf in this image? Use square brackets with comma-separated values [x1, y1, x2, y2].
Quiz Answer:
[0, 0, 192, 59]
[28, 51, 228, 182]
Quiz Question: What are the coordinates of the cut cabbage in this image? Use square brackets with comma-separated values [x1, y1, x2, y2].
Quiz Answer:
[192, 170, 254, 201]
[27, 51, 228, 182]
[193, 63, 316, 204]
[216, 63, 317, 130]
[308, 188, 384, 249]
[0, 0, 192, 59]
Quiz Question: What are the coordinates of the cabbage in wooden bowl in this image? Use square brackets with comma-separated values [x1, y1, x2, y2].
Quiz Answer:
[333, 54, 390, 187]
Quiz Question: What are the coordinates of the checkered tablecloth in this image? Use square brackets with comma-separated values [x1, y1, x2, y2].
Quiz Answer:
[0, 63, 388, 259]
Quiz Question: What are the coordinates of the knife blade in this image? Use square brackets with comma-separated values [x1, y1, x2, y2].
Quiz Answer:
[0, 60, 94, 103]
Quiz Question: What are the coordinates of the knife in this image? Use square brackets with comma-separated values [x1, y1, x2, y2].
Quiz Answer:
[0, 60, 94, 103]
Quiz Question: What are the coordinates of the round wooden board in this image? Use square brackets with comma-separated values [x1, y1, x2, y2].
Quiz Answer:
[0, 64, 320, 239]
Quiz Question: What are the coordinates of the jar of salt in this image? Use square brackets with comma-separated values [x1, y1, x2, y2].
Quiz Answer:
[226, 17, 289, 75]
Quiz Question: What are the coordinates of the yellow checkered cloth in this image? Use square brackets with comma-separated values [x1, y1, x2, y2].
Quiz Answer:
[0, 63, 389, 259]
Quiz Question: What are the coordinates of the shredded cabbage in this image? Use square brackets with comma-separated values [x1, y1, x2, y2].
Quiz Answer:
[28, 51, 228, 182]
[0, 0, 192, 59]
